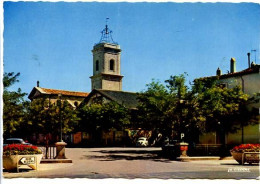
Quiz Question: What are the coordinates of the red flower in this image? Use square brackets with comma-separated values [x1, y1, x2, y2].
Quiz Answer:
[231, 144, 260, 153]
[3, 144, 42, 155]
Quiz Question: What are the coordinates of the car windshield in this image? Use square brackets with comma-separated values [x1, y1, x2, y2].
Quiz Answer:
[138, 138, 146, 141]
[5, 139, 24, 144]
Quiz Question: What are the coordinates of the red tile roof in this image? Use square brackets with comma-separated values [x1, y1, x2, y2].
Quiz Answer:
[218, 65, 259, 79]
[39, 87, 89, 97]
[199, 65, 259, 80]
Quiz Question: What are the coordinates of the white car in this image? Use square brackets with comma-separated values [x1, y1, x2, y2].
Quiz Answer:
[136, 137, 149, 147]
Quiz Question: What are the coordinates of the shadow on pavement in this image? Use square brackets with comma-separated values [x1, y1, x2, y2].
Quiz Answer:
[220, 163, 259, 166]
[81, 149, 172, 163]
[3, 168, 33, 173]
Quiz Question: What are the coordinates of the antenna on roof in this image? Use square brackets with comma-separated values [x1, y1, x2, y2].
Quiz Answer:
[251, 49, 257, 63]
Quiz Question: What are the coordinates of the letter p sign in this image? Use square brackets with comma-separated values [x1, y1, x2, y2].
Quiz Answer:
[181, 133, 185, 139]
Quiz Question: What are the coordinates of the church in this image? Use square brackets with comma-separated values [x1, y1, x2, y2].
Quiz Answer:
[29, 23, 138, 109]
[28, 22, 140, 145]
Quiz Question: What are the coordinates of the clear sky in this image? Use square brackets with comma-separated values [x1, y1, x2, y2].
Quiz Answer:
[3, 1, 260, 97]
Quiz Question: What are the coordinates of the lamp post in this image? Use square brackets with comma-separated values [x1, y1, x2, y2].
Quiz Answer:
[55, 93, 68, 160]
[58, 93, 63, 142]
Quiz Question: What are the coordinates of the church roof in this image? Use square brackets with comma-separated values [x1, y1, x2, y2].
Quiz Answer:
[28, 87, 89, 100]
[83, 89, 139, 109]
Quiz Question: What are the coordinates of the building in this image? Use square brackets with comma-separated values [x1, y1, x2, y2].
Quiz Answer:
[80, 23, 140, 146]
[28, 22, 139, 145]
[91, 43, 123, 91]
[199, 54, 260, 146]
[28, 82, 89, 108]
[82, 89, 138, 110]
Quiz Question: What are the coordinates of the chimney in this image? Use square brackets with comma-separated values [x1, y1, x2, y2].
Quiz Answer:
[216, 67, 222, 76]
[37, 81, 40, 87]
[251, 61, 256, 68]
[247, 53, 250, 68]
[230, 58, 236, 73]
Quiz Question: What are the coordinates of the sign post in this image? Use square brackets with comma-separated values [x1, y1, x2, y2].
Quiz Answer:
[176, 142, 189, 158]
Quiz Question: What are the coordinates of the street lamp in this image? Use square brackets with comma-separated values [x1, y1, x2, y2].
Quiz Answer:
[58, 93, 63, 142]
[54, 93, 68, 160]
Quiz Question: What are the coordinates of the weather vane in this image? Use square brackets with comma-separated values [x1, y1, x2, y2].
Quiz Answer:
[97, 18, 118, 45]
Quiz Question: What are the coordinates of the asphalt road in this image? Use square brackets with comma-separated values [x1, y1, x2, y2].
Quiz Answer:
[2, 147, 260, 179]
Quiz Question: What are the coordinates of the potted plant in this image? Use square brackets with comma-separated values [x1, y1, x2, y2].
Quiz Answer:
[3, 144, 43, 171]
[230, 144, 260, 164]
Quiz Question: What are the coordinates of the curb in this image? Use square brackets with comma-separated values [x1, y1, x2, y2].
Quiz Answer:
[41, 159, 73, 163]
[176, 156, 234, 161]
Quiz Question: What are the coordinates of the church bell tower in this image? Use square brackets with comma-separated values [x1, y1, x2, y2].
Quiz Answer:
[90, 19, 123, 91]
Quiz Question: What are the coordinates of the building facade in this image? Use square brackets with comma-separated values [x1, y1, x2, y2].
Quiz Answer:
[90, 43, 123, 91]
[199, 55, 260, 146]
[90, 23, 123, 91]
[28, 84, 89, 109]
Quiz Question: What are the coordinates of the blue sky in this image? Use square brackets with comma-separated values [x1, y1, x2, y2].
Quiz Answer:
[3, 2, 260, 97]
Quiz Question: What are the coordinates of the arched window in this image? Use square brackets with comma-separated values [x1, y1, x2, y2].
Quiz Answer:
[96, 60, 99, 71]
[110, 59, 114, 71]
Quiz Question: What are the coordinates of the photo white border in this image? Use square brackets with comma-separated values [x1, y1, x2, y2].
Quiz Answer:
[1, 0, 259, 184]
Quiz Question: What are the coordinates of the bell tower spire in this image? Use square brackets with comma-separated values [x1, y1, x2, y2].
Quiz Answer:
[98, 18, 117, 45]
[90, 19, 123, 91]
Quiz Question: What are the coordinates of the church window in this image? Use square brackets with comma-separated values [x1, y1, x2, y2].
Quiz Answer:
[96, 60, 99, 71]
[110, 59, 114, 71]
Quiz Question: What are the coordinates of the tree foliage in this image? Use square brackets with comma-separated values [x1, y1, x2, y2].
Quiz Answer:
[78, 101, 130, 133]
[137, 74, 253, 143]
[3, 72, 28, 138]
[27, 98, 79, 141]
[136, 80, 171, 132]
[190, 78, 252, 144]
[136, 74, 190, 137]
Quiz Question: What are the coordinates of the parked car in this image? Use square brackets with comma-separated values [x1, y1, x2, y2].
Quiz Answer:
[3, 138, 32, 147]
[161, 138, 177, 158]
[136, 137, 149, 147]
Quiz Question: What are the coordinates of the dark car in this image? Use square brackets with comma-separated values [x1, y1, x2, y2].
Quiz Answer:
[161, 138, 178, 158]
[3, 138, 32, 147]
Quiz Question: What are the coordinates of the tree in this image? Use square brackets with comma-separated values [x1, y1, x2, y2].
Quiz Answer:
[136, 79, 174, 135]
[78, 101, 130, 144]
[191, 78, 251, 144]
[3, 72, 28, 138]
[136, 75, 190, 138]
[27, 98, 79, 143]
[137, 73, 253, 145]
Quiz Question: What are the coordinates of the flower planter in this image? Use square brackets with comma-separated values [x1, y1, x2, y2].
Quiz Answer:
[230, 144, 260, 165]
[3, 144, 43, 171]
[230, 151, 243, 164]
[3, 154, 42, 171]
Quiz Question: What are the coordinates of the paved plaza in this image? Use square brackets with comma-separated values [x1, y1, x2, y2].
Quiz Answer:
[2, 147, 260, 179]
